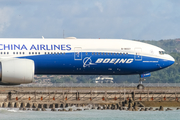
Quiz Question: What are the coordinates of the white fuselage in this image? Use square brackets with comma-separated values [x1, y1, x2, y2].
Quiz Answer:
[0, 38, 175, 85]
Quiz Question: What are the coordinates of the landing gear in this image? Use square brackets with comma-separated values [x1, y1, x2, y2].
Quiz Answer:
[137, 77, 145, 89]
[137, 84, 144, 89]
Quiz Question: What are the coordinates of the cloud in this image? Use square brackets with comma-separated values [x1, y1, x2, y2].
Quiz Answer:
[95, 2, 103, 12]
[0, 7, 13, 34]
[0, 0, 180, 40]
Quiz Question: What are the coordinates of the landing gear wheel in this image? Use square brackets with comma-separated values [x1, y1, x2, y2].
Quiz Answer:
[137, 84, 144, 89]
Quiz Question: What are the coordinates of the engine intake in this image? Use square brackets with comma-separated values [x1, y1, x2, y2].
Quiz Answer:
[0, 58, 34, 84]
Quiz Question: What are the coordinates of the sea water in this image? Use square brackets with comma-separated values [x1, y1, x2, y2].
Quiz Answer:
[0, 108, 180, 120]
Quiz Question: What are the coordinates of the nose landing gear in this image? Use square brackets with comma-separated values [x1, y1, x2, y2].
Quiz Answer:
[137, 78, 145, 89]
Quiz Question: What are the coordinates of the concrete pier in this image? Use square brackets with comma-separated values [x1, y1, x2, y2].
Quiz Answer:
[0, 87, 180, 110]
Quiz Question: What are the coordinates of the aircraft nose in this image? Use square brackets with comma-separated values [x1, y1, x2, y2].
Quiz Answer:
[168, 55, 175, 66]
[163, 55, 175, 67]
[158, 55, 175, 68]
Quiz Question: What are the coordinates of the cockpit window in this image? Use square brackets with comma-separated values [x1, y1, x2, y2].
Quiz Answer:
[159, 51, 165, 55]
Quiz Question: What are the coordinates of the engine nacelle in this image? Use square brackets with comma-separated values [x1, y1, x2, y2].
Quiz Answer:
[0, 58, 34, 84]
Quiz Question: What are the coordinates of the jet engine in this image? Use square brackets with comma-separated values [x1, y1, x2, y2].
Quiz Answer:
[0, 58, 34, 85]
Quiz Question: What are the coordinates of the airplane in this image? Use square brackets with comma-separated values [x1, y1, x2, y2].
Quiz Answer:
[0, 37, 175, 89]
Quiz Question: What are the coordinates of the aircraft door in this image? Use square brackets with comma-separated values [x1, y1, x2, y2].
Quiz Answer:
[134, 48, 142, 61]
[74, 47, 82, 60]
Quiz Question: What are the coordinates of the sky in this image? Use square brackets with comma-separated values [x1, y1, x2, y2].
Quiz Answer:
[0, 0, 180, 40]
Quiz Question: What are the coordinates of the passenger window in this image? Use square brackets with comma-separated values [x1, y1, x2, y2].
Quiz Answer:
[19, 52, 21, 54]
[107, 53, 109, 55]
[4, 52, 5, 54]
[95, 52, 97, 55]
[35, 52, 37, 54]
[7, 52, 9, 54]
[23, 52, 25, 54]
[29, 52, 31, 54]
[92, 52, 94, 55]
[38, 52, 40, 54]
[13, 52, 15, 54]
[16, 52, 18, 54]
[60, 52, 62, 55]
[86, 52, 87, 55]
[32, 52, 34, 54]
[104, 53, 106, 55]
[64, 52, 65, 55]
[45, 52, 46, 54]
[120, 53, 122, 55]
